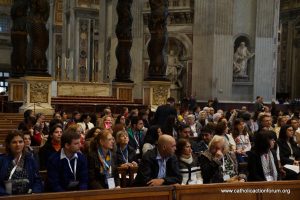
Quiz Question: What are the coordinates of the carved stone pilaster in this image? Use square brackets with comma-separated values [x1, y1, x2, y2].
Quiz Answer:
[19, 76, 54, 115]
[146, 0, 169, 81]
[143, 81, 171, 109]
[114, 0, 133, 83]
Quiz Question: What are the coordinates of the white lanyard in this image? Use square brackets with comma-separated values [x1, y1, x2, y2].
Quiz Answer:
[287, 141, 294, 156]
[66, 157, 77, 181]
[222, 157, 225, 172]
[9, 154, 22, 180]
[134, 133, 140, 147]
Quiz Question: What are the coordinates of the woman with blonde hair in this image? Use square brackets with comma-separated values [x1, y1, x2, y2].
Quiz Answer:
[199, 135, 246, 183]
[87, 129, 120, 189]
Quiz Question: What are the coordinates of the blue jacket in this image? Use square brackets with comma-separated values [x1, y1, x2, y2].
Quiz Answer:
[0, 153, 43, 196]
[46, 150, 88, 192]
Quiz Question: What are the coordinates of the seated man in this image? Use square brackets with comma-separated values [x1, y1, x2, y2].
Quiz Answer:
[47, 129, 88, 191]
[134, 135, 182, 186]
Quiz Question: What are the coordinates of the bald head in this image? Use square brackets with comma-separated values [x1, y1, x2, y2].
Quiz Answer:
[158, 135, 176, 158]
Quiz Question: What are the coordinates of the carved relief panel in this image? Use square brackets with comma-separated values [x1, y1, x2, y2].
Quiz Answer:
[30, 82, 49, 103]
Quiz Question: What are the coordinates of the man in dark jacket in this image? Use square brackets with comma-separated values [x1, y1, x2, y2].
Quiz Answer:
[152, 97, 177, 127]
[134, 135, 182, 186]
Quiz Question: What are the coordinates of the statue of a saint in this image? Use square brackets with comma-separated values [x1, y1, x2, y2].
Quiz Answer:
[233, 42, 254, 77]
[166, 50, 183, 88]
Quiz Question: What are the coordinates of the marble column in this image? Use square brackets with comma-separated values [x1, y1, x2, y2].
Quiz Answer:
[253, 0, 279, 102]
[114, 0, 133, 83]
[146, 0, 169, 81]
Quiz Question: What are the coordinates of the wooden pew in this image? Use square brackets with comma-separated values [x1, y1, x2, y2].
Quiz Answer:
[117, 166, 138, 188]
[175, 180, 300, 200]
[1, 186, 174, 200]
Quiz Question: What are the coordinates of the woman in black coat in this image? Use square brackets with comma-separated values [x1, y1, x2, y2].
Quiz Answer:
[247, 130, 280, 181]
[277, 124, 300, 180]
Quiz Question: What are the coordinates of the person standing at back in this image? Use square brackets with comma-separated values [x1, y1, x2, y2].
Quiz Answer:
[152, 97, 177, 127]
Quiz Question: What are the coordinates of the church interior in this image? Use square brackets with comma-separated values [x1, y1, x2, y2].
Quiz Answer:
[0, 0, 300, 199]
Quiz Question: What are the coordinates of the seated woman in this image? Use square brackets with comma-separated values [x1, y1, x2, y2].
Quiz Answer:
[176, 138, 203, 185]
[248, 130, 280, 181]
[199, 135, 246, 183]
[87, 129, 120, 189]
[39, 124, 63, 170]
[142, 125, 162, 154]
[232, 119, 251, 163]
[0, 130, 43, 195]
[115, 130, 137, 167]
[277, 125, 300, 180]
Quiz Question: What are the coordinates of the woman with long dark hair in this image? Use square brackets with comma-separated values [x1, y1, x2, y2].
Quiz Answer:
[277, 124, 300, 180]
[247, 130, 280, 181]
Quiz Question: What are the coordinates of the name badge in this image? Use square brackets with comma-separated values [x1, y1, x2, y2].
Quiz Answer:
[136, 149, 140, 154]
[68, 181, 79, 189]
[289, 156, 295, 160]
[266, 175, 274, 181]
[4, 180, 12, 194]
[107, 177, 115, 189]
[223, 174, 230, 181]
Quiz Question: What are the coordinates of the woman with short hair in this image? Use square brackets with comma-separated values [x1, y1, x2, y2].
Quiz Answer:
[199, 135, 246, 183]
[176, 138, 202, 185]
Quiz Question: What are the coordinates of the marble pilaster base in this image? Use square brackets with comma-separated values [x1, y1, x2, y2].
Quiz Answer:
[7, 78, 24, 102]
[112, 82, 134, 101]
[143, 81, 171, 111]
[19, 76, 54, 115]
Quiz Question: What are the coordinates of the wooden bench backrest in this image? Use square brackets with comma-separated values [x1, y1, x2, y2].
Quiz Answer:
[2, 186, 174, 200]
[175, 180, 300, 200]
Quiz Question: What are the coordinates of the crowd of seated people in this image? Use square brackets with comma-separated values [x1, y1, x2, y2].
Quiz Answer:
[0, 96, 300, 196]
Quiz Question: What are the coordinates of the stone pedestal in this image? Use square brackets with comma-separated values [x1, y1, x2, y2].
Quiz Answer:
[7, 78, 24, 102]
[143, 81, 171, 110]
[112, 82, 134, 101]
[19, 76, 54, 115]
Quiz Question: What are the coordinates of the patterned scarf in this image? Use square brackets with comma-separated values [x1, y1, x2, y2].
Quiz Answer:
[97, 148, 112, 177]
[261, 150, 278, 181]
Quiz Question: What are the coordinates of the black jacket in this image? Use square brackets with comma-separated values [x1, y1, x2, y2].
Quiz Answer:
[116, 145, 137, 166]
[277, 139, 300, 165]
[247, 149, 280, 181]
[133, 148, 182, 186]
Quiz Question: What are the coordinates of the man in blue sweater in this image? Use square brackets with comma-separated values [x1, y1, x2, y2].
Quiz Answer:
[47, 129, 88, 192]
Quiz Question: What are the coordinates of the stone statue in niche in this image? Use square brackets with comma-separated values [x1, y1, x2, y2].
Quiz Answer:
[166, 50, 183, 88]
[233, 42, 254, 77]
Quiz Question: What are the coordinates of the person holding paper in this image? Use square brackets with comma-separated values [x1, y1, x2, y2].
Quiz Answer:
[0, 130, 42, 196]
[277, 124, 300, 180]
[87, 129, 120, 189]
[46, 129, 88, 192]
